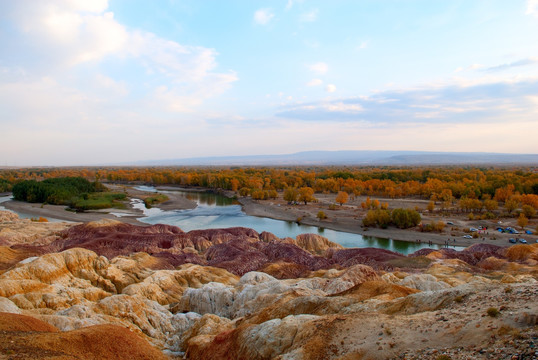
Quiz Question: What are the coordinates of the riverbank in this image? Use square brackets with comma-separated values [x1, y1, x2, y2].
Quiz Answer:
[237, 196, 537, 248]
[1, 184, 199, 227]
[3, 184, 536, 249]
[106, 184, 197, 211]
[2, 200, 146, 226]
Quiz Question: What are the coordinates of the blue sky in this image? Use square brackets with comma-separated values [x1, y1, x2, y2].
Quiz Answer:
[1, 0, 537, 166]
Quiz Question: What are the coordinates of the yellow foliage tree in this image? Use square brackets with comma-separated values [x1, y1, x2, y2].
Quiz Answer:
[517, 213, 528, 229]
[335, 191, 349, 206]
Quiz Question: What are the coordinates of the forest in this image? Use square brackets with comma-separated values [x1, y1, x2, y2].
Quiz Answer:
[2, 166, 537, 228]
[1, 166, 536, 200]
[11, 177, 125, 211]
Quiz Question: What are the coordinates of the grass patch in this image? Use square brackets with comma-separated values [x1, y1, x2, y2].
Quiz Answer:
[70, 192, 127, 211]
[143, 194, 169, 208]
[387, 256, 433, 269]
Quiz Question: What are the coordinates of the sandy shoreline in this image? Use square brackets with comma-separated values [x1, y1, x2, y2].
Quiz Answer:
[2, 185, 536, 248]
[238, 197, 495, 247]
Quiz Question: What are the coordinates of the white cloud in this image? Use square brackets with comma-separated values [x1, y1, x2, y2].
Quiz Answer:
[254, 8, 274, 25]
[300, 9, 319, 22]
[326, 84, 336, 93]
[0, 0, 240, 165]
[308, 62, 328, 74]
[285, 0, 294, 11]
[1, 0, 237, 108]
[357, 41, 368, 50]
[306, 78, 323, 86]
[285, 0, 304, 11]
[526, 0, 538, 17]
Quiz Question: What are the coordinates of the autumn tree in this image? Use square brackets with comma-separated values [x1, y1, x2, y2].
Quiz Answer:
[494, 184, 515, 203]
[517, 213, 528, 229]
[251, 190, 267, 200]
[505, 197, 519, 214]
[427, 201, 435, 212]
[230, 179, 240, 192]
[522, 205, 535, 218]
[363, 209, 391, 228]
[283, 187, 298, 203]
[484, 199, 498, 212]
[521, 194, 538, 209]
[298, 187, 315, 205]
[335, 191, 349, 206]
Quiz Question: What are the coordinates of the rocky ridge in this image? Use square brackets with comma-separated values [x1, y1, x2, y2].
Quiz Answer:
[0, 210, 536, 359]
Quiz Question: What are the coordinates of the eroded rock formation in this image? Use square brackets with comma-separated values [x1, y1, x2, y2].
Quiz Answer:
[1, 213, 537, 359]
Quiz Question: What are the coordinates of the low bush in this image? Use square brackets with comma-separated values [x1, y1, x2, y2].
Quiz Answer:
[144, 194, 169, 208]
[487, 307, 499, 317]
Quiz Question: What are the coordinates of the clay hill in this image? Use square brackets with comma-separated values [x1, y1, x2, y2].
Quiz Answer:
[0, 210, 537, 359]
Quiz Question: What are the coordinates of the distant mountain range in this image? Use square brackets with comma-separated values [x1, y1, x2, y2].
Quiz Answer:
[128, 150, 538, 166]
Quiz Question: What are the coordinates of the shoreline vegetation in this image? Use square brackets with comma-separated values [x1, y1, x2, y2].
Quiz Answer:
[1, 166, 536, 249]
[3, 182, 537, 248]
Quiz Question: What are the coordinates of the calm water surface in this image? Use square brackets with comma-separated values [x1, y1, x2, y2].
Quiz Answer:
[134, 186, 462, 254]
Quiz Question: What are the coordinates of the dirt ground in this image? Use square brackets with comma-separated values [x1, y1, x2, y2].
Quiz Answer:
[239, 192, 538, 247]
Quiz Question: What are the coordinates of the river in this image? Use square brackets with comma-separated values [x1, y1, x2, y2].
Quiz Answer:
[132, 186, 461, 254]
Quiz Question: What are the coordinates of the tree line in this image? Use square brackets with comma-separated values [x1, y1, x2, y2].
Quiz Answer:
[2, 166, 537, 202]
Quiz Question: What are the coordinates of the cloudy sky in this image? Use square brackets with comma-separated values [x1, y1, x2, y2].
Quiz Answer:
[1, 0, 538, 166]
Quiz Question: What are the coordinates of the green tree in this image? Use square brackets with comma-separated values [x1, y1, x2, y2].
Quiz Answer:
[391, 208, 421, 229]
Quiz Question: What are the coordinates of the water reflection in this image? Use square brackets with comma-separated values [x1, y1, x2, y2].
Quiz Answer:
[135, 187, 463, 254]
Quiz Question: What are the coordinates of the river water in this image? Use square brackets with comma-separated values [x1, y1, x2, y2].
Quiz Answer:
[133, 186, 460, 254]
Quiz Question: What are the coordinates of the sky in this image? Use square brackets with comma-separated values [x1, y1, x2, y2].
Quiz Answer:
[1, 0, 538, 166]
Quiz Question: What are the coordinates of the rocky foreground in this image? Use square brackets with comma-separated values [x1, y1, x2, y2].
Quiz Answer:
[0, 211, 536, 359]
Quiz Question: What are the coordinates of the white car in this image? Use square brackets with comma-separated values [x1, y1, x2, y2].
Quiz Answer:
[462, 235, 473, 239]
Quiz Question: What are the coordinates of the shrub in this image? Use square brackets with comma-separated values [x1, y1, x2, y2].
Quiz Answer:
[143, 194, 169, 208]
[363, 209, 391, 228]
[391, 208, 421, 229]
[317, 211, 327, 220]
[487, 307, 499, 317]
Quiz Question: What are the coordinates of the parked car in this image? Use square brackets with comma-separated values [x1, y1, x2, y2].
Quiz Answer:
[519, 239, 527, 244]
[525, 230, 533, 235]
[509, 238, 517, 244]
[462, 235, 473, 239]
[447, 221, 454, 225]
[469, 228, 478, 232]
